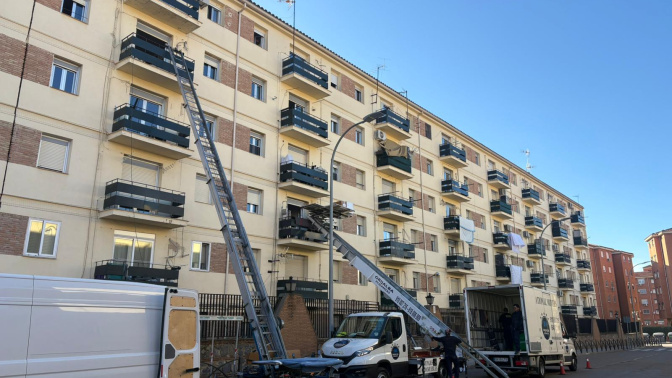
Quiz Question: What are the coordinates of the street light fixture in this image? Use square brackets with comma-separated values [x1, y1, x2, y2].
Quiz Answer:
[285, 276, 297, 293]
[328, 110, 386, 336]
[538, 216, 571, 290]
[426, 293, 435, 306]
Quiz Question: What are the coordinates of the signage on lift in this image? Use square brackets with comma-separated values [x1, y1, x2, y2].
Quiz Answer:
[535, 297, 557, 307]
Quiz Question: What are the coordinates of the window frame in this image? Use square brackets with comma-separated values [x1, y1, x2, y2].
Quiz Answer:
[332, 161, 341, 182]
[23, 218, 61, 258]
[37, 135, 70, 173]
[426, 159, 433, 175]
[246, 188, 262, 214]
[356, 215, 366, 236]
[50, 58, 80, 95]
[203, 54, 219, 80]
[355, 169, 365, 190]
[354, 85, 363, 103]
[60, 0, 89, 23]
[330, 114, 340, 134]
[253, 27, 267, 49]
[249, 131, 263, 156]
[251, 76, 266, 101]
[354, 127, 364, 145]
[190, 241, 211, 272]
[207, 5, 222, 24]
[111, 231, 155, 267]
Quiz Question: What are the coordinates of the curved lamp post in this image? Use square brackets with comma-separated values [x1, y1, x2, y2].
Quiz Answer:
[537, 216, 571, 290]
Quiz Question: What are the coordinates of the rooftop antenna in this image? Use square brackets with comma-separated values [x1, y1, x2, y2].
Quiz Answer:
[371, 63, 385, 107]
[522, 149, 534, 172]
[397, 89, 409, 118]
[281, 0, 296, 56]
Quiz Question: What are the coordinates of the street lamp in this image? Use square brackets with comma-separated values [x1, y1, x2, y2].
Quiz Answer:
[285, 276, 297, 293]
[328, 110, 386, 336]
[538, 216, 571, 290]
[426, 293, 435, 306]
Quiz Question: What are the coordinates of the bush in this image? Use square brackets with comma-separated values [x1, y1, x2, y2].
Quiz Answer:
[642, 326, 672, 336]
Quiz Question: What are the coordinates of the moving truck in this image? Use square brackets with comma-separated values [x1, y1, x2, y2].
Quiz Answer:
[0, 274, 200, 377]
[464, 285, 577, 377]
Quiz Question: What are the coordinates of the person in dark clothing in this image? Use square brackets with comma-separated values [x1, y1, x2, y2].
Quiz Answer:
[433, 329, 462, 378]
[511, 304, 524, 354]
[499, 307, 513, 350]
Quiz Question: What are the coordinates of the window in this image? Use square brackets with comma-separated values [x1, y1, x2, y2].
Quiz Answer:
[425, 123, 432, 139]
[356, 216, 366, 236]
[430, 234, 438, 252]
[638, 289, 647, 294]
[253, 28, 267, 49]
[191, 241, 210, 271]
[426, 160, 433, 175]
[24, 218, 60, 257]
[332, 162, 341, 182]
[487, 160, 495, 171]
[121, 156, 159, 186]
[432, 274, 440, 293]
[443, 168, 453, 181]
[408, 189, 416, 204]
[385, 268, 399, 284]
[331, 114, 340, 134]
[428, 196, 436, 213]
[203, 55, 219, 80]
[643, 309, 650, 315]
[608, 267, 612, 273]
[195, 174, 212, 204]
[413, 272, 420, 289]
[355, 169, 365, 189]
[333, 261, 341, 282]
[249, 132, 263, 156]
[354, 85, 363, 102]
[247, 188, 262, 214]
[358, 270, 368, 286]
[112, 231, 154, 267]
[638, 278, 645, 285]
[251, 77, 265, 101]
[642, 299, 649, 305]
[50, 59, 80, 94]
[383, 223, 396, 240]
[207, 5, 221, 23]
[474, 152, 481, 166]
[61, 0, 88, 22]
[354, 127, 364, 145]
[37, 136, 70, 173]
[477, 183, 483, 197]
[330, 71, 340, 89]
[411, 230, 420, 245]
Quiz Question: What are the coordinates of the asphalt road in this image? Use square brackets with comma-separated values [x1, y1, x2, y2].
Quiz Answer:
[466, 343, 672, 378]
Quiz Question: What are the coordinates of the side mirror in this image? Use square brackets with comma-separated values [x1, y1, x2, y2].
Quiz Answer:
[384, 331, 393, 344]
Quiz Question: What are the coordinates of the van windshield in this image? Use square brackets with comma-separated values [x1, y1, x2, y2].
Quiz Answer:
[335, 316, 386, 339]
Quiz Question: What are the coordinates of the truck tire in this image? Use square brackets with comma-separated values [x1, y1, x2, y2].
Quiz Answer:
[434, 364, 448, 378]
[376, 367, 391, 378]
[535, 357, 545, 378]
[569, 354, 578, 371]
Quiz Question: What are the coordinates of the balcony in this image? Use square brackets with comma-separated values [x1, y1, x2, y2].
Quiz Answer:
[382, 289, 416, 308]
[449, 294, 464, 309]
[521, 188, 541, 206]
[378, 239, 416, 265]
[558, 278, 574, 290]
[555, 253, 572, 266]
[110, 104, 192, 159]
[441, 179, 470, 203]
[580, 283, 595, 293]
[278, 162, 329, 198]
[277, 278, 327, 299]
[493, 232, 510, 252]
[94, 260, 179, 287]
[561, 305, 578, 315]
[374, 107, 411, 140]
[116, 33, 195, 92]
[573, 236, 588, 250]
[124, 0, 201, 33]
[527, 241, 545, 259]
[443, 216, 460, 238]
[280, 54, 330, 99]
[487, 169, 510, 189]
[446, 254, 474, 275]
[525, 216, 543, 232]
[549, 202, 566, 218]
[279, 107, 329, 147]
[99, 179, 187, 228]
[551, 224, 569, 241]
[571, 212, 585, 227]
[376, 151, 413, 180]
[531, 273, 549, 287]
[490, 199, 513, 220]
[576, 260, 590, 271]
[496, 265, 511, 282]
[438, 143, 468, 168]
[377, 194, 414, 222]
[277, 216, 327, 251]
[583, 306, 598, 316]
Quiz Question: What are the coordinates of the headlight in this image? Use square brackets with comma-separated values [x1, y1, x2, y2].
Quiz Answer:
[354, 346, 374, 357]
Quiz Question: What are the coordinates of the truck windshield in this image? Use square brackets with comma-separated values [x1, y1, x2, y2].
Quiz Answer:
[335, 316, 386, 339]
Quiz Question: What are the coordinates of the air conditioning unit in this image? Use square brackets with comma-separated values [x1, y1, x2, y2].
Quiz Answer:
[522, 231, 530, 238]
[526, 260, 535, 268]
[374, 130, 387, 141]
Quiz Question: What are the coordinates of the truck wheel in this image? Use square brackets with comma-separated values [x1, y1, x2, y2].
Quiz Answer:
[535, 357, 545, 378]
[376, 367, 391, 378]
[569, 354, 578, 371]
[434, 364, 448, 378]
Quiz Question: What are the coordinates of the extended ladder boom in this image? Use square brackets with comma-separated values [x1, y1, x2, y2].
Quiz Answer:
[167, 47, 286, 361]
[306, 213, 509, 378]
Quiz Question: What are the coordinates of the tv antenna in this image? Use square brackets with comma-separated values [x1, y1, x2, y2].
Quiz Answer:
[522, 149, 534, 172]
[371, 63, 386, 106]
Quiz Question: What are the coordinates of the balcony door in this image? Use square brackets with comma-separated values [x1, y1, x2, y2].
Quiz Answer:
[112, 231, 155, 267]
[286, 198, 307, 220]
[443, 168, 453, 181]
[383, 222, 396, 241]
[136, 22, 171, 63]
[285, 254, 307, 280]
[287, 144, 308, 165]
[289, 94, 308, 113]
[381, 179, 395, 195]
[129, 87, 165, 129]
[384, 268, 399, 284]
[122, 156, 159, 187]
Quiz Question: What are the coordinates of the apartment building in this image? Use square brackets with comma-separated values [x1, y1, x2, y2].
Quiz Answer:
[645, 228, 672, 325]
[590, 245, 642, 324]
[635, 266, 665, 326]
[0, 0, 594, 315]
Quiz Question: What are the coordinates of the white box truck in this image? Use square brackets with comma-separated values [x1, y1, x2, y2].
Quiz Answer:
[0, 274, 200, 377]
[464, 285, 577, 377]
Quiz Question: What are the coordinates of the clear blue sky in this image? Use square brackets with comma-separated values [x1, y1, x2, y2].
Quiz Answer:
[260, 0, 672, 268]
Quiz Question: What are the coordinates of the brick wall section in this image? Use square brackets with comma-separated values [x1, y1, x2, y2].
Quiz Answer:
[0, 213, 29, 256]
[222, 5, 239, 33]
[464, 145, 479, 165]
[510, 256, 525, 270]
[234, 124, 251, 151]
[470, 211, 485, 229]
[472, 279, 490, 287]
[472, 246, 487, 263]
[341, 118, 357, 142]
[0, 34, 53, 86]
[341, 263, 358, 285]
[36, 0, 61, 11]
[216, 118, 251, 152]
[536, 211, 547, 225]
[341, 163, 356, 188]
[466, 177, 479, 196]
[237, 68, 252, 96]
[277, 294, 319, 357]
[0, 121, 41, 167]
[341, 214, 357, 234]
[240, 16, 255, 44]
[417, 120, 432, 139]
[340, 74, 356, 100]
[220, 59, 253, 96]
[232, 182, 248, 213]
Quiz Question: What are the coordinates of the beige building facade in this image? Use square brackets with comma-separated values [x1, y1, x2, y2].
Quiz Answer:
[0, 0, 594, 315]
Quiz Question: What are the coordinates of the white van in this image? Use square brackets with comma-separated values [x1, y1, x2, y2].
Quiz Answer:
[0, 274, 200, 377]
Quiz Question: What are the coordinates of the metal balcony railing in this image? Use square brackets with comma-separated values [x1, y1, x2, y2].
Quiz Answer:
[525, 216, 543, 228]
[279, 162, 328, 190]
[531, 272, 550, 284]
[528, 241, 545, 256]
[159, 0, 200, 19]
[552, 224, 569, 238]
[281, 53, 329, 89]
[583, 306, 597, 316]
[280, 107, 328, 139]
[377, 194, 413, 216]
[558, 278, 574, 288]
[577, 260, 591, 269]
[444, 215, 460, 232]
[449, 293, 465, 309]
[94, 259, 179, 287]
[580, 283, 595, 292]
[446, 254, 474, 270]
[379, 239, 415, 259]
[375, 151, 412, 173]
[375, 107, 410, 133]
[493, 232, 510, 246]
[112, 104, 191, 148]
[439, 143, 467, 163]
[555, 253, 572, 264]
[574, 236, 588, 246]
[496, 265, 511, 278]
[561, 305, 578, 315]
[278, 216, 327, 243]
[490, 199, 512, 215]
[103, 179, 185, 218]
[277, 278, 328, 299]
[487, 169, 509, 185]
[522, 188, 540, 202]
[119, 33, 194, 76]
[549, 202, 566, 215]
[441, 179, 469, 197]
[571, 212, 585, 225]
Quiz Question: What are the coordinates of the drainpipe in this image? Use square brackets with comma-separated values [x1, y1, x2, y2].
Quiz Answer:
[415, 113, 430, 293]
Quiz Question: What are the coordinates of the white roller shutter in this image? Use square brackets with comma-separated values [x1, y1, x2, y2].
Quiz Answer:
[285, 254, 306, 279]
[37, 136, 69, 172]
[122, 156, 159, 186]
[287, 145, 307, 165]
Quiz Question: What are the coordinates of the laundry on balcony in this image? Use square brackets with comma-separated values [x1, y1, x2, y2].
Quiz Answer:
[510, 265, 523, 285]
[507, 233, 526, 253]
[459, 216, 475, 244]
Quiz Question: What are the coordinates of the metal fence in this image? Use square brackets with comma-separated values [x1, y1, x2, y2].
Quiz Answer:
[305, 298, 379, 339]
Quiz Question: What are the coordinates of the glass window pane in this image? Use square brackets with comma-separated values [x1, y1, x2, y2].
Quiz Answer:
[201, 243, 210, 270]
[113, 237, 133, 263]
[133, 240, 153, 267]
[191, 242, 201, 269]
[40, 222, 58, 256]
[26, 220, 43, 254]
[51, 67, 63, 89]
[63, 70, 76, 93]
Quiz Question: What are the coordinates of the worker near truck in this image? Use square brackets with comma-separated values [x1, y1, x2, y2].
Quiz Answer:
[498, 307, 513, 350]
[511, 304, 524, 355]
[433, 329, 462, 378]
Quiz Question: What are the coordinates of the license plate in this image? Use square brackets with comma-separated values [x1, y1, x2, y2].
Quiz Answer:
[494, 357, 508, 362]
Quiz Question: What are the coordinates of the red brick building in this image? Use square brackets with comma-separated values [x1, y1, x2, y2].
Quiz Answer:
[645, 229, 672, 326]
[611, 251, 641, 327]
[635, 267, 665, 326]
[589, 245, 620, 319]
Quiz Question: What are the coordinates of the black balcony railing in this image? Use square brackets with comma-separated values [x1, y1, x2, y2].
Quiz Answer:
[490, 199, 512, 215]
[119, 33, 194, 77]
[580, 283, 595, 292]
[279, 162, 328, 191]
[441, 179, 469, 197]
[94, 259, 179, 286]
[446, 255, 474, 270]
[571, 212, 585, 225]
[159, 0, 200, 19]
[561, 305, 578, 315]
[280, 107, 328, 139]
[487, 169, 509, 185]
[574, 236, 588, 246]
[583, 306, 598, 316]
[577, 260, 591, 269]
[278, 216, 327, 243]
[522, 188, 540, 202]
[549, 202, 566, 215]
[112, 104, 191, 148]
[375, 107, 410, 133]
[555, 253, 572, 264]
[277, 278, 328, 299]
[552, 224, 569, 238]
[558, 278, 574, 288]
[528, 241, 545, 256]
[376, 151, 412, 173]
[531, 273, 549, 284]
[378, 194, 413, 216]
[439, 143, 467, 163]
[493, 232, 510, 246]
[444, 215, 460, 232]
[103, 179, 185, 218]
[449, 294, 464, 309]
[525, 216, 543, 228]
[281, 53, 328, 89]
[496, 265, 511, 279]
[379, 239, 415, 259]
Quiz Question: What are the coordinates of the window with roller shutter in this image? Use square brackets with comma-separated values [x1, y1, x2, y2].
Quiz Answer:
[285, 254, 307, 279]
[121, 156, 159, 186]
[37, 136, 70, 173]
